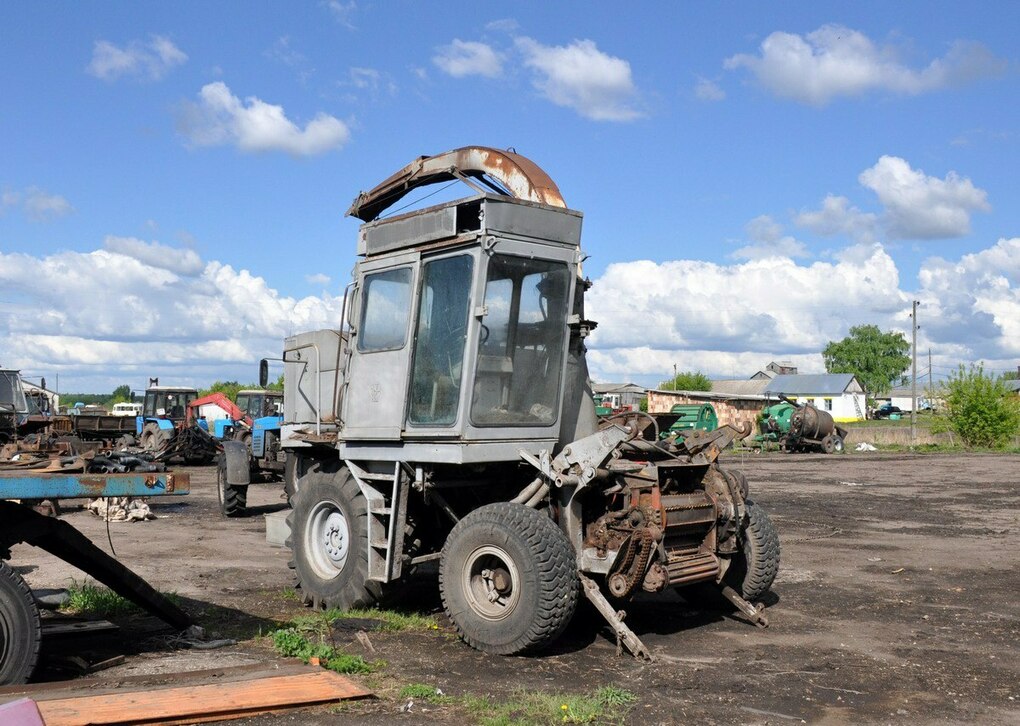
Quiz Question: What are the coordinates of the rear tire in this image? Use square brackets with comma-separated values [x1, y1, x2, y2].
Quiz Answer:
[821, 436, 836, 454]
[0, 561, 40, 685]
[287, 467, 381, 610]
[725, 500, 780, 602]
[216, 455, 248, 518]
[439, 503, 578, 655]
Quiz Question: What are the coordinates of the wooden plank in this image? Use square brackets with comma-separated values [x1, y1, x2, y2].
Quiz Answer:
[35, 670, 371, 725]
[0, 662, 312, 702]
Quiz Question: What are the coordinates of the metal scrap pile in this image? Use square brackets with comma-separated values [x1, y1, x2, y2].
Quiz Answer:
[151, 424, 218, 465]
[0, 437, 167, 474]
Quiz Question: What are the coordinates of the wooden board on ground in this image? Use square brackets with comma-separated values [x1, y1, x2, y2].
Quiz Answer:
[12, 668, 370, 725]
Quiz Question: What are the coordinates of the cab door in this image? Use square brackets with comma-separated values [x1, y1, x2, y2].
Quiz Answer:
[341, 252, 419, 440]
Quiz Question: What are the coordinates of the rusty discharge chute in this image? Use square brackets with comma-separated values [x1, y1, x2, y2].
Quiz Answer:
[346, 146, 567, 222]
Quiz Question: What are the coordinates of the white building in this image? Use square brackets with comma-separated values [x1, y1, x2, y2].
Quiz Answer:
[763, 374, 866, 423]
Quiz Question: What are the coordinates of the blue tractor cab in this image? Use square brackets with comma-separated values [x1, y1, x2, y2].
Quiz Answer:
[136, 385, 198, 451]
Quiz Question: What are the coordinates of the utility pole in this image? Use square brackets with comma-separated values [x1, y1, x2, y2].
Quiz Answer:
[910, 300, 919, 448]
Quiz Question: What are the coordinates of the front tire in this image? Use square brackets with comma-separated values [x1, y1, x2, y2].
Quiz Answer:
[287, 467, 381, 610]
[216, 455, 248, 518]
[439, 503, 578, 655]
[0, 561, 40, 685]
[725, 500, 780, 602]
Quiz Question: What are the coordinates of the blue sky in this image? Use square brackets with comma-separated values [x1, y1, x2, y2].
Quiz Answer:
[1, 2, 1018, 392]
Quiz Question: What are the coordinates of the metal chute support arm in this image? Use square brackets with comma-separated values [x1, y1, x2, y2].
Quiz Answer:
[346, 146, 567, 222]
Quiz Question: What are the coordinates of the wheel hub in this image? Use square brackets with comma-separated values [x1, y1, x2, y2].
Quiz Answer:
[305, 501, 350, 578]
[464, 546, 521, 620]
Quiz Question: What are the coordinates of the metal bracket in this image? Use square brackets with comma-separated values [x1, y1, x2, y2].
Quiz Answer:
[579, 573, 652, 660]
[719, 584, 769, 628]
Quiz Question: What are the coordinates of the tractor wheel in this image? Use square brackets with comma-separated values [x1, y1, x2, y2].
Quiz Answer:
[439, 503, 578, 655]
[216, 454, 248, 518]
[831, 435, 845, 454]
[287, 468, 382, 610]
[140, 423, 159, 451]
[0, 561, 41, 685]
[821, 436, 836, 454]
[725, 500, 780, 602]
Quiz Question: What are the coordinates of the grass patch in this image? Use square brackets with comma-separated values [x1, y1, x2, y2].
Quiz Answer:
[63, 581, 139, 617]
[269, 609, 396, 675]
[333, 607, 439, 632]
[464, 686, 636, 725]
[280, 587, 300, 601]
[399, 683, 455, 704]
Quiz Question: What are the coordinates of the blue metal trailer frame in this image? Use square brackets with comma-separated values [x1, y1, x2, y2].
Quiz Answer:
[0, 470, 193, 685]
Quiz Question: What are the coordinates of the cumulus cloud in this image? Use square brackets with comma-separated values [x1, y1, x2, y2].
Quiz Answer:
[515, 37, 642, 121]
[103, 236, 204, 276]
[731, 215, 809, 260]
[859, 156, 990, 239]
[87, 35, 187, 81]
[795, 194, 878, 243]
[918, 238, 1020, 358]
[724, 25, 1005, 105]
[585, 246, 907, 382]
[177, 82, 350, 156]
[694, 77, 725, 101]
[432, 40, 503, 78]
[0, 246, 344, 391]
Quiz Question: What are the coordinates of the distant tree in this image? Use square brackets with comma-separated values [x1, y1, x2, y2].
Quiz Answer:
[1003, 369, 1019, 381]
[933, 365, 1020, 448]
[659, 371, 712, 392]
[201, 381, 250, 400]
[111, 384, 132, 403]
[267, 374, 284, 392]
[823, 325, 910, 397]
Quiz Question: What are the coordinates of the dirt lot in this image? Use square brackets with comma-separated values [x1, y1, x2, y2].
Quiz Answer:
[8, 452, 1020, 724]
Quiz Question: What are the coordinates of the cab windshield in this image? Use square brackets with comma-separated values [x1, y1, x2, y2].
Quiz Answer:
[143, 390, 197, 418]
[0, 372, 28, 413]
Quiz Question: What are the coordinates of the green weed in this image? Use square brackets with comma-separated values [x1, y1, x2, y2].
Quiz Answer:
[464, 686, 636, 725]
[63, 581, 139, 617]
[399, 683, 454, 704]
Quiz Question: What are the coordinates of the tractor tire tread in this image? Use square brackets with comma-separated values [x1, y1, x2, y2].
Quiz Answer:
[439, 502, 578, 655]
[0, 560, 41, 684]
[732, 500, 780, 602]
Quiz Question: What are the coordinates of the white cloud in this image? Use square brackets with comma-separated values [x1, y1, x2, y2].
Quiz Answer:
[104, 236, 204, 276]
[324, 0, 357, 28]
[795, 194, 878, 243]
[694, 77, 725, 102]
[486, 19, 519, 34]
[0, 245, 344, 391]
[724, 25, 1005, 105]
[432, 40, 503, 78]
[918, 238, 1020, 358]
[306, 273, 331, 286]
[1, 189, 21, 215]
[515, 37, 642, 121]
[23, 188, 73, 221]
[859, 156, 990, 239]
[87, 35, 187, 81]
[340, 67, 397, 100]
[178, 82, 350, 156]
[731, 215, 809, 260]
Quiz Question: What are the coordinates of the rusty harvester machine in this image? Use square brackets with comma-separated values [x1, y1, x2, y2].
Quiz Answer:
[249, 147, 779, 658]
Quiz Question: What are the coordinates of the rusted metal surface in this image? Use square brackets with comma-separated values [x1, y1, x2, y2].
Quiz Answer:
[346, 146, 567, 221]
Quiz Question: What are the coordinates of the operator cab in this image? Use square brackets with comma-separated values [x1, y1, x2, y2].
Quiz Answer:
[143, 386, 198, 421]
[236, 389, 283, 419]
